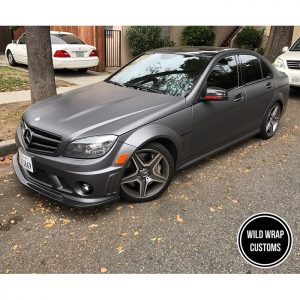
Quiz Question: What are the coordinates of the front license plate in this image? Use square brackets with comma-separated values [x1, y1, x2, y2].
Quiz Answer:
[291, 76, 300, 83]
[19, 150, 34, 173]
[76, 51, 84, 57]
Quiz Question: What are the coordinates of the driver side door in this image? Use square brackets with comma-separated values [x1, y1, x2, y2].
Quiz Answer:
[191, 55, 248, 157]
[14, 34, 27, 64]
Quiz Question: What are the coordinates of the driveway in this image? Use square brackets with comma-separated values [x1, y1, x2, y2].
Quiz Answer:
[0, 91, 299, 274]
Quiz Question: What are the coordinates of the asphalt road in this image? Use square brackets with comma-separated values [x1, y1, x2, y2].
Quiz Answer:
[0, 91, 299, 274]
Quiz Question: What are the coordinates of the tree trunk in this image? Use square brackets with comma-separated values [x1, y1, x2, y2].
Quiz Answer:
[264, 26, 294, 63]
[25, 26, 57, 103]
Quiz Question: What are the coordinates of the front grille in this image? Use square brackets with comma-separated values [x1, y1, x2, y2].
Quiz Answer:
[21, 121, 61, 155]
[286, 60, 300, 70]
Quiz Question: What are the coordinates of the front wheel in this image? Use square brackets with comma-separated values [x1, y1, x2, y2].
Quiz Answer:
[7, 51, 17, 66]
[259, 102, 282, 139]
[120, 143, 174, 202]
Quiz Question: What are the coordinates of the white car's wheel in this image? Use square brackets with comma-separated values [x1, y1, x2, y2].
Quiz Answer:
[7, 51, 17, 66]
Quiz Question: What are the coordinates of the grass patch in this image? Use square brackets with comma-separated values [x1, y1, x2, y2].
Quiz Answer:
[0, 66, 74, 92]
[0, 101, 30, 141]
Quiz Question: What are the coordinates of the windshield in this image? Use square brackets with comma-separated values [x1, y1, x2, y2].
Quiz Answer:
[290, 38, 300, 51]
[50, 34, 85, 45]
[108, 53, 213, 97]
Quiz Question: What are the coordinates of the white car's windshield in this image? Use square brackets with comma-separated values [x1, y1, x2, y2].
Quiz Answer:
[108, 53, 213, 97]
[290, 38, 300, 51]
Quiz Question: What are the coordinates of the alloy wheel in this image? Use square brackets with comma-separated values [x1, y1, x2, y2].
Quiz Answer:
[121, 148, 170, 200]
[266, 104, 281, 137]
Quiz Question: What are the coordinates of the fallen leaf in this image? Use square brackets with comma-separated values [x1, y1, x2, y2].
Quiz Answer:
[10, 220, 15, 224]
[116, 206, 123, 211]
[120, 232, 128, 237]
[44, 218, 56, 229]
[28, 208, 35, 213]
[16, 194, 21, 198]
[134, 231, 139, 236]
[10, 210, 17, 215]
[88, 224, 98, 229]
[128, 205, 134, 209]
[100, 267, 108, 273]
[79, 237, 87, 241]
[60, 218, 71, 225]
[117, 245, 124, 254]
[217, 205, 223, 210]
[176, 214, 184, 222]
[12, 244, 19, 251]
[231, 199, 239, 204]
[210, 207, 216, 212]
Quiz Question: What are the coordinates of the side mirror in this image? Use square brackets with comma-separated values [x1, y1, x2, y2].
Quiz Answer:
[12, 40, 16, 44]
[202, 87, 228, 101]
[282, 46, 289, 53]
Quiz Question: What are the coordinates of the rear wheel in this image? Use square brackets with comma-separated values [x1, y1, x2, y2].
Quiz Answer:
[259, 102, 282, 139]
[120, 143, 174, 202]
[7, 51, 16, 66]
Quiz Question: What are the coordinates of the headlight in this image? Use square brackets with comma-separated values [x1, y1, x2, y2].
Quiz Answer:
[63, 135, 117, 158]
[273, 58, 285, 68]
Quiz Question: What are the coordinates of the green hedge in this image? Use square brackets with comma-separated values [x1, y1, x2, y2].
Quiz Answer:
[126, 26, 174, 57]
[181, 26, 215, 46]
[236, 27, 263, 50]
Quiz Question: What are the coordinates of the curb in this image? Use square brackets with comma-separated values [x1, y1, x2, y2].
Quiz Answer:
[0, 139, 17, 156]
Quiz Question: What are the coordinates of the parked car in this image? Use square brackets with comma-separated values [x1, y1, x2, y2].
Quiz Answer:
[5, 31, 99, 72]
[13, 47, 289, 207]
[274, 37, 300, 87]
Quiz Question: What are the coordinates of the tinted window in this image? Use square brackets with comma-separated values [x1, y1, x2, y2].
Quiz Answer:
[109, 53, 213, 97]
[260, 60, 273, 79]
[207, 56, 239, 90]
[50, 34, 85, 45]
[239, 55, 262, 84]
[18, 34, 26, 45]
[290, 38, 300, 51]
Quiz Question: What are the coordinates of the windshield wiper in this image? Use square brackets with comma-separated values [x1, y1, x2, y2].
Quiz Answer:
[106, 80, 124, 87]
[124, 83, 164, 94]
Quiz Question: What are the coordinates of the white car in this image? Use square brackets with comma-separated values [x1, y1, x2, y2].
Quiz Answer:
[273, 37, 300, 87]
[5, 31, 99, 72]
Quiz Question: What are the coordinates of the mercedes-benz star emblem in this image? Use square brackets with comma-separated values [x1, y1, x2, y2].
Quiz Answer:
[24, 128, 33, 145]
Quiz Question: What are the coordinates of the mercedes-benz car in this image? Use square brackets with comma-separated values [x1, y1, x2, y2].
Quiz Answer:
[274, 37, 300, 87]
[13, 47, 289, 207]
[5, 31, 99, 72]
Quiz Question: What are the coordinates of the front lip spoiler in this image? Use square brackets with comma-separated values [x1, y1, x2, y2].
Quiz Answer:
[12, 154, 120, 208]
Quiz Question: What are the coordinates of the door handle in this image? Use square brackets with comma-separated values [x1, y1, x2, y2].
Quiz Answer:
[234, 93, 244, 102]
[266, 82, 272, 89]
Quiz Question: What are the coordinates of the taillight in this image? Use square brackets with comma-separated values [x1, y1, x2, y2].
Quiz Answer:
[53, 50, 70, 58]
[89, 50, 97, 57]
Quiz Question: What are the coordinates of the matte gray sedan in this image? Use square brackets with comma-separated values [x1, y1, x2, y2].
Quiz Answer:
[13, 47, 289, 206]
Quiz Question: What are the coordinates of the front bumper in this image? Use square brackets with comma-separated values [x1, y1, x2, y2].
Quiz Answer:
[13, 125, 136, 207]
[276, 67, 300, 87]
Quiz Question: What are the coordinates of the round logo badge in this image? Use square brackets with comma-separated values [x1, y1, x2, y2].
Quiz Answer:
[237, 213, 292, 268]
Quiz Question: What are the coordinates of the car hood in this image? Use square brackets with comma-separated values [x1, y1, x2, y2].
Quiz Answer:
[23, 81, 185, 141]
[278, 51, 300, 60]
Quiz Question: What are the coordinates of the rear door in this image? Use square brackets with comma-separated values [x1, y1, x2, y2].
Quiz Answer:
[238, 54, 276, 132]
[191, 55, 248, 157]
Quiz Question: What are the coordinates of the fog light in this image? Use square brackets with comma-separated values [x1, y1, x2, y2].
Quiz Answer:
[81, 183, 93, 194]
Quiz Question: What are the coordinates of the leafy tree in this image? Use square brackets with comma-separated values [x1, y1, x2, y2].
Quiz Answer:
[25, 26, 57, 103]
[127, 26, 174, 57]
[181, 26, 215, 46]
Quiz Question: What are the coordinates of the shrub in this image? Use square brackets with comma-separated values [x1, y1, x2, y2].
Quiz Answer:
[181, 26, 215, 46]
[236, 27, 263, 50]
[126, 26, 174, 57]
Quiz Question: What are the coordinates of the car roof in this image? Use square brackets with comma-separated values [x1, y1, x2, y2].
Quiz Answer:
[148, 46, 237, 56]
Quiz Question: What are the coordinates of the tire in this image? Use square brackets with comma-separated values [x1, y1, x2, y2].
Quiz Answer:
[120, 142, 175, 203]
[259, 102, 282, 140]
[7, 50, 17, 66]
[78, 68, 88, 73]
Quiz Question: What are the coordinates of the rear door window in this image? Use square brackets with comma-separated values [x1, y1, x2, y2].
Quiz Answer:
[239, 55, 262, 84]
[50, 34, 85, 45]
